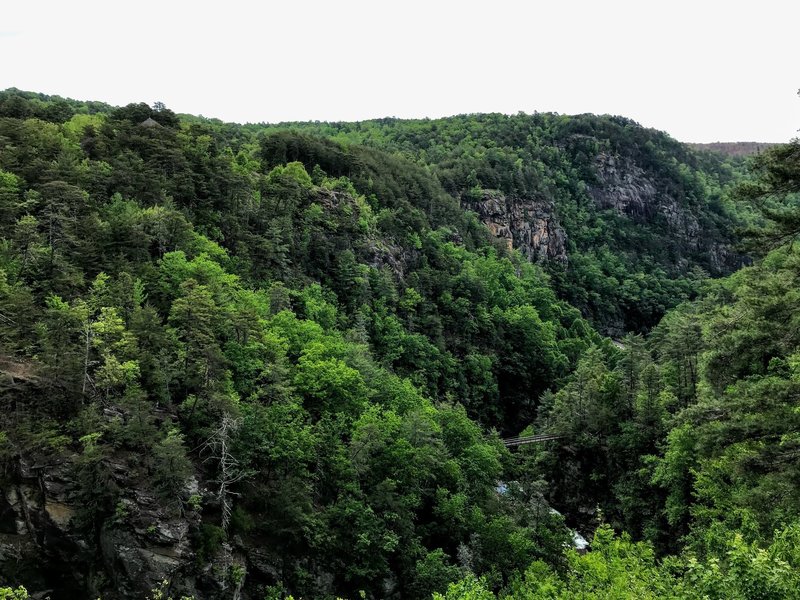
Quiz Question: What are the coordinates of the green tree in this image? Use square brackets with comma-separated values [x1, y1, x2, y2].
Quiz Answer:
[735, 139, 800, 251]
[152, 428, 192, 499]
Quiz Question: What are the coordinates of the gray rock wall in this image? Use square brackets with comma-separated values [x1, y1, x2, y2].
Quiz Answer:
[462, 190, 568, 264]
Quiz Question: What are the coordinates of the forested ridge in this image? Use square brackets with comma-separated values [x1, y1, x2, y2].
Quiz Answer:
[259, 113, 747, 333]
[0, 88, 798, 600]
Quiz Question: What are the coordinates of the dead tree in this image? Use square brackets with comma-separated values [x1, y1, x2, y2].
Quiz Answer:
[203, 414, 244, 533]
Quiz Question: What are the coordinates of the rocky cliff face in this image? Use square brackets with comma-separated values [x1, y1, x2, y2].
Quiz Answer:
[587, 152, 735, 274]
[0, 452, 207, 599]
[462, 154, 737, 277]
[1, 432, 310, 600]
[588, 153, 660, 220]
[462, 190, 568, 264]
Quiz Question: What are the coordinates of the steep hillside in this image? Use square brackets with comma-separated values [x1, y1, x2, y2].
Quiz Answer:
[689, 141, 778, 157]
[0, 90, 600, 599]
[429, 138, 800, 600]
[1, 88, 783, 600]
[260, 114, 747, 333]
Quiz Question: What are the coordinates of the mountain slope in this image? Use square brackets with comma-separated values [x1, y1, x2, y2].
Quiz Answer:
[0, 90, 597, 599]
[261, 113, 747, 333]
[688, 141, 778, 157]
[0, 89, 765, 600]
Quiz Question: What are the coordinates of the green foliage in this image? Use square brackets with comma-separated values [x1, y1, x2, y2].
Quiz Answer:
[148, 579, 195, 600]
[0, 89, 789, 600]
[440, 522, 800, 599]
[194, 524, 226, 565]
[72, 430, 117, 532]
[409, 548, 463, 598]
[261, 112, 744, 333]
[734, 140, 800, 251]
[152, 429, 192, 498]
[434, 575, 495, 600]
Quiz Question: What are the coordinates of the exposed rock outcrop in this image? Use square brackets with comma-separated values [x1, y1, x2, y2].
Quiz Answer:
[588, 153, 660, 220]
[462, 190, 568, 264]
[462, 154, 739, 277]
[0, 454, 202, 599]
[588, 152, 736, 274]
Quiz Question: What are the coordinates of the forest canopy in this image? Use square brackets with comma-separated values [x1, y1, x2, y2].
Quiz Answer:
[0, 88, 797, 600]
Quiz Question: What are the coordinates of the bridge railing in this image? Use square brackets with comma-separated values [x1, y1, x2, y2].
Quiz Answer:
[502, 433, 562, 447]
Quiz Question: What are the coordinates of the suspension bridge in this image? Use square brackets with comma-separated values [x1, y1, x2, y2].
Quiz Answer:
[502, 432, 562, 447]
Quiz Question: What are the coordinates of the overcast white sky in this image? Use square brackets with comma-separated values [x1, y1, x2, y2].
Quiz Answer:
[2, 0, 798, 142]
